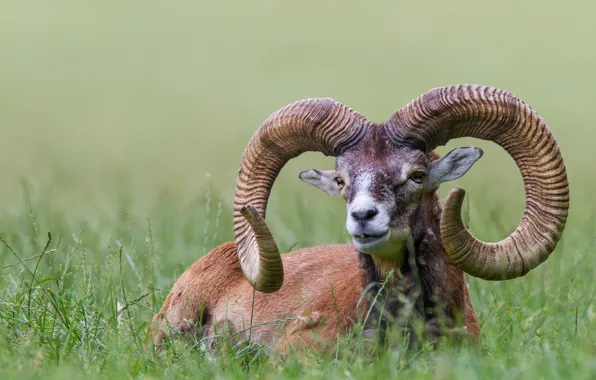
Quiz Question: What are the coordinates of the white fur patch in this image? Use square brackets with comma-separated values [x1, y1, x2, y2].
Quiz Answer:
[346, 173, 391, 236]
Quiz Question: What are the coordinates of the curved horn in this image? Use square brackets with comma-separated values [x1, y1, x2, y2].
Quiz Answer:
[234, 98, 370, 292]
[385, 85, 569, 280]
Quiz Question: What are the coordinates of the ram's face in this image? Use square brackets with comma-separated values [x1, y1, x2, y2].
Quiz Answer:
[335, 146, 430, 257]
[300, 135, 482, 260]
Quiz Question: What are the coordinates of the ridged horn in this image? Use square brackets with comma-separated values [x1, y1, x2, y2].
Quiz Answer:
[385, 85, 569, 280]
[234, 98, 370, 292]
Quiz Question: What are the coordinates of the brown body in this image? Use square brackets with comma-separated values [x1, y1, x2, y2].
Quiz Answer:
[151, 243, 479, 352]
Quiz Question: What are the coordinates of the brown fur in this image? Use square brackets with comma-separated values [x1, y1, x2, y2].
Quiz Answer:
[150, 237, 479, 353]
[151, 243, 367, 353]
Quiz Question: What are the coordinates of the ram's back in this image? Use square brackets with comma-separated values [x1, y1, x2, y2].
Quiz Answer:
[150, 242, 366, 350]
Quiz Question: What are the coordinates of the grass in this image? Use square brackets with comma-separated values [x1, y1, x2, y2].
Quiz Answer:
[1, 0, 596, 378]
[1, 184, 594, 379]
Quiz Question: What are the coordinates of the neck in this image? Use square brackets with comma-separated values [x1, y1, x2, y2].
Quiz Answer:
[359, 230, 418, 284]
[358, 200, 441, 340]
[358, 237, 423, 333]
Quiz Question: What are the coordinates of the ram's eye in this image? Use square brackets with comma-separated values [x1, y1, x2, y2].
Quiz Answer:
[409, 171, 426, 184]
[334, 177, 345, 190]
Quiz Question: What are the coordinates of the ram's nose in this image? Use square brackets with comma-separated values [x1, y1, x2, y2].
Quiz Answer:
[350, 207, 378, 223]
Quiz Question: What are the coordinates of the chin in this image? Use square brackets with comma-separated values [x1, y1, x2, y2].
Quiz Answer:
[353, 230, 410, 260]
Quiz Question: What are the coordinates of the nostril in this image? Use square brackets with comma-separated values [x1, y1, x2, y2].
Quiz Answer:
[351, 207, 378, 222]
[365, 208, 378, 219]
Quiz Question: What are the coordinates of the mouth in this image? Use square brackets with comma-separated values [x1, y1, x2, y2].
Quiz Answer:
[352, 231, 390, 247]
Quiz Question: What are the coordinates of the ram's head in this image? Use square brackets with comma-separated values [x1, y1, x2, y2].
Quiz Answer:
[233, 85, 569, 292]
[299, 135, 482, 259]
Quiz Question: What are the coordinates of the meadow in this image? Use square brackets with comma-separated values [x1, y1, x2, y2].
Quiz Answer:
[1, 1, 595, 378]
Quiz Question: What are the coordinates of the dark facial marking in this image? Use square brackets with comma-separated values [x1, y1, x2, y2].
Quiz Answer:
[337, 127, 430, 205]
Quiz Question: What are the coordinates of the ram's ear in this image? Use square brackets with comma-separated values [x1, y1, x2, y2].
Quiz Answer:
[428, 147, 483, 189]
[299, 169, 344, 195]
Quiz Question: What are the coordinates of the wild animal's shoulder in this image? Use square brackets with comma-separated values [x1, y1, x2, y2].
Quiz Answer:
[184, 242, 240, 279]
[286, 243, 356, 257]
[188, 242, 357, 277]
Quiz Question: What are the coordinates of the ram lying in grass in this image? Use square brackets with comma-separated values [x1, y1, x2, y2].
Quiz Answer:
[150, 84, 569, 353]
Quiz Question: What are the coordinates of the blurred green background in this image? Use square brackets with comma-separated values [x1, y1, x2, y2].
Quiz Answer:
[1, 1, 595, 377]
[1, 0, 593, 225]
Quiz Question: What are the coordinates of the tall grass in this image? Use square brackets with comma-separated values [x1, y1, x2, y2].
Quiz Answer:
[0, 183, 594, 379]
[1, 0, 595, 378]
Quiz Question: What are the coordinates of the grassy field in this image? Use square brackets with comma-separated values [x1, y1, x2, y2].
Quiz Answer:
[1, 0, 595, 378]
